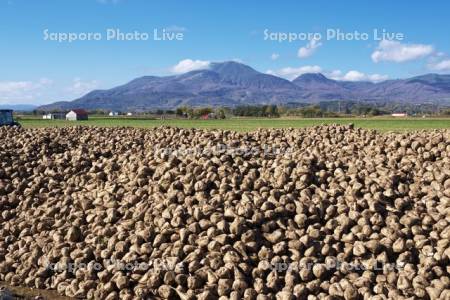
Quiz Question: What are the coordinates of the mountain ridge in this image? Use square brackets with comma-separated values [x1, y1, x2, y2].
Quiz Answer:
[38, 61, 450, 111]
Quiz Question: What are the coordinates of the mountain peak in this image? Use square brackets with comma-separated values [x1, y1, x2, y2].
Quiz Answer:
[292, 73, 329, 83]
[210, 61, 259, 77]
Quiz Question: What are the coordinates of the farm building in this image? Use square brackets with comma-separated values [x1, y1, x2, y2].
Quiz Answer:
[42, 112, 65, 120]
[109, 111, 119, 116]
[201, 113, 217, 120]
[66, 109, 88, 121]
[126, 112, 133, 116]
[391, 113, 408, 117]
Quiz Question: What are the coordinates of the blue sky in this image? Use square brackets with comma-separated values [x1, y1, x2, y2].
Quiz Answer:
[1, 0, 450, 104]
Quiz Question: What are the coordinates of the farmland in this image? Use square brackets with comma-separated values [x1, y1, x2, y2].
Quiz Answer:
[17, 116, 450, 131]
[0, 125, 449, 299]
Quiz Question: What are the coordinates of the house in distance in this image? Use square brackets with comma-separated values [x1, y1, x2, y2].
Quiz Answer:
[391, 113, 408, 117]
[42, 112, 65, 120]
[66, 109, 88, 121]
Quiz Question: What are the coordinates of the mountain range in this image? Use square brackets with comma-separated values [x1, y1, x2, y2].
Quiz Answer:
[38, 61, 450, 111]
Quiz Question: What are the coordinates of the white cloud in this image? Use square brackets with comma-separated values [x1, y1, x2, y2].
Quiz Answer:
[0, 81, 36, 93]
[342, 70, 366, 81]
[0, 78, 52, 93]
[327, 70, 343, 79]
[267, 66, 387, 82]
[267, 65, 322, 80]
[367, 73, 389, 82]
[0, 77, 101, 105]
[328, 70, 388, 82]
[38, 78, 53, 85]
[371, 40, 434, 63]
[171, 59, 211, 74]
[0, 78, 53, 104]
[298, 38, 322, 58]
[231, 58, 243, 63]
[428, 59, 450, 72]
[271, 53, 280, 60]
[67, 78, 99, 96]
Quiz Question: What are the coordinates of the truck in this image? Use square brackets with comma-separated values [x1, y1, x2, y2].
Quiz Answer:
[0, 109, 20, 126]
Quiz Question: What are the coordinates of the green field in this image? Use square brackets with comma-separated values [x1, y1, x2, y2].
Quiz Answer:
[17, 117, 450, 132]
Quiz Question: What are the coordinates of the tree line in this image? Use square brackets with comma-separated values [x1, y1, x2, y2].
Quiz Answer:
[30, 101, 450, 118]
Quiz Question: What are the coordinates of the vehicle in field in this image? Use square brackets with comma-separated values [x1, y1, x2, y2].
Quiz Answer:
[0, 109, 20, 126]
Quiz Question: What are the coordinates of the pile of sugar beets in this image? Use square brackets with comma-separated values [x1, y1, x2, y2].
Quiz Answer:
[0, 125, 449, 300]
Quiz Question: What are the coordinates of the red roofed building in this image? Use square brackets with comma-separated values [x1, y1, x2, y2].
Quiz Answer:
[66, 109, 89, 121]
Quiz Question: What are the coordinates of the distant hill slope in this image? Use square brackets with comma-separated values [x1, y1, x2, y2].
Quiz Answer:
[38, 61, 450, 111]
